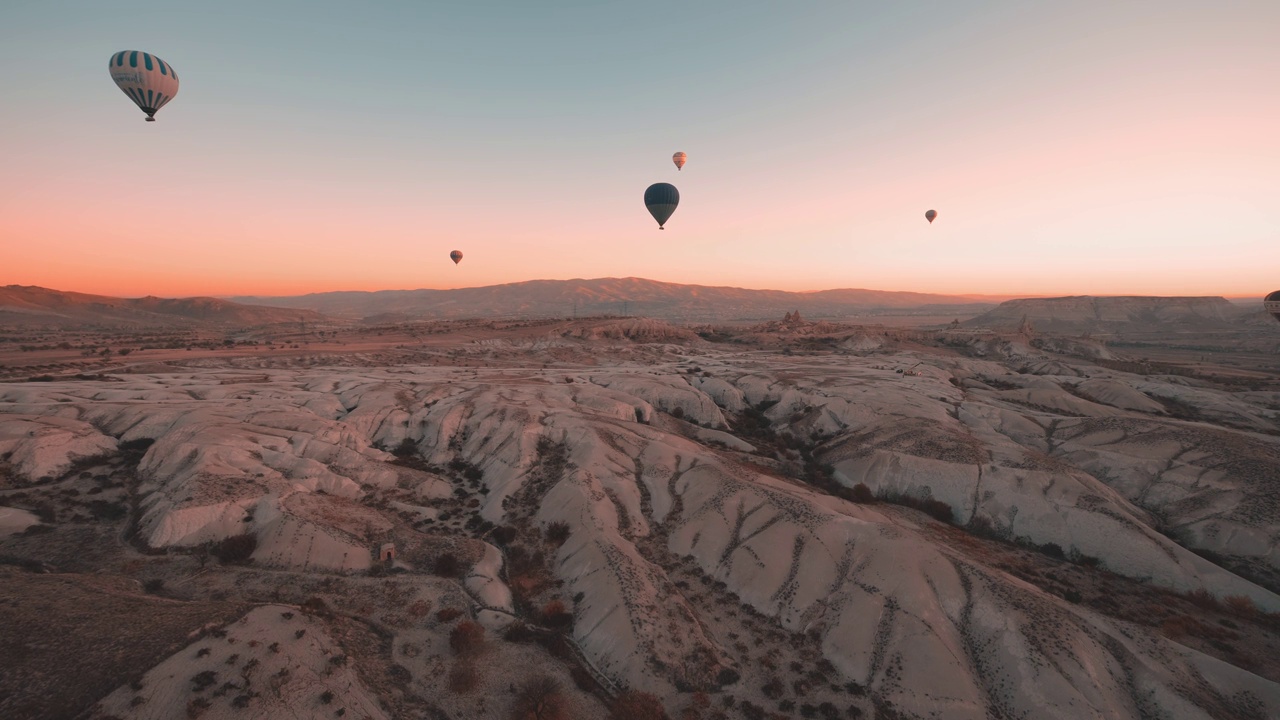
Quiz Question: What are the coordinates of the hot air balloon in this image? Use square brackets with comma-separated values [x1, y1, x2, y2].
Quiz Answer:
[925, 209, 937, 224]
[1265, 290, 1280, 324]
[450, 250, 463, 265]
[673, 152, 687, 171]
[644, 183, 679, 229]
[109, 51, 179, 122]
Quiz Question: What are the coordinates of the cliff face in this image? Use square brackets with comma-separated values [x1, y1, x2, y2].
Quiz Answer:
[966, 295, 1240, 333]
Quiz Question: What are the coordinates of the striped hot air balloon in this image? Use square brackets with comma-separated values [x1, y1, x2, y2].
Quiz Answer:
[1265, 290, 1280, 324]
[672, 152, 687, 171]
[644, 183, 679, 229]
[109, 50, 179, 122]
[450, 250, 463, 265]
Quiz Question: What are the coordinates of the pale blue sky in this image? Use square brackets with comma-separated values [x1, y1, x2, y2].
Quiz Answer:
[2, 1, 1277, 296]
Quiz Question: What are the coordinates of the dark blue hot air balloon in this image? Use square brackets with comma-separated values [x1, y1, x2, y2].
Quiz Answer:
[644, 183, 679, 230]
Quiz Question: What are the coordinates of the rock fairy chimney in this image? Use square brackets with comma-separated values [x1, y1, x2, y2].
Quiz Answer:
[379, 543, 396, 562]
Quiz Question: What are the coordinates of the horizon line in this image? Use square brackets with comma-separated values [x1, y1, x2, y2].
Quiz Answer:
[4, 278, 1271, 302]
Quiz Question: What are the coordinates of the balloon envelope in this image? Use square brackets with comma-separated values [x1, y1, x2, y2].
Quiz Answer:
[109, 51, 179, 121]
[1266, 290, 1280, 324]
[673, 152, 687, 171]
[450, 251, 463, 265]
[925, 209, 937, 224]
[644, 183, 680, 229]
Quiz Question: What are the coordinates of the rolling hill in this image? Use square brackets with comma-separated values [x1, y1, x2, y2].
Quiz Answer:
[963, 295, 1249, 334]
[0, 286, 329, 328]
[230, 277, 1001, 321]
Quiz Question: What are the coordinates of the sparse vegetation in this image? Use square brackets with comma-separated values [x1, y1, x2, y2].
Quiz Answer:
[611, 690, 669, 720]
[449, 620, 485, 657]
[186, 696, 211, 718]
[190, 670, 218, 692]
[211, 534, 257, 564]
[433, 552, 463, 578]
[393, 438, 419, 458]
[544, 521, 571, 546]
[4, 309, 1280, 720]
[875, 490, 954, 524]
[510, 676, 568, 720]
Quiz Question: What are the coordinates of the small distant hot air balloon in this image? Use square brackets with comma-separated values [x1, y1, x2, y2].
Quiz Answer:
[450, 250, 463, 265]
[109, 51, 179, 122]
[1265, 290, 1280, 324]
[673, 152, 687, 171]
[925, 209, 937, 224]
[644, 183, 679, 229]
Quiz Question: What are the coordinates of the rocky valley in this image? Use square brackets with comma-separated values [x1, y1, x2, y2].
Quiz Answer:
[2, 314, 1279, 720]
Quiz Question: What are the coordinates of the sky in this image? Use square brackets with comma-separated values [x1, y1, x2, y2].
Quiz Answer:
[1, 0, 1277, 298]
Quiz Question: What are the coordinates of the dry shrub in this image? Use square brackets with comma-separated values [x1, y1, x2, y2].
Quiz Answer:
[510, 676, 568, 720]
[434, 552, 464, 578]
[921, 498, 954, 523]
[1186, 589, 1220, 611]
[611, 690, 669, 720]
[541, 600, 573, 629]
[508, 544, 555, 610]
[1159, 614, 1236, 642]
[450, 620, 485, 657]
[503, 621, 536, 643]
[212, 533, 257, 563]
[408, 599, 432, 618]
[448, 661, 479, 694]
[762, 677, 785, 698]
[185, 697, 211, 719]
[437, 607, 463, 623]
[1160, 615, 1201, 638]
[569, 666, 596, 691]
[537, 633, 576, 661]
[544, 521, 571, 546]
[1224, 595, 1258, 617]
[966, 515, 997, 538]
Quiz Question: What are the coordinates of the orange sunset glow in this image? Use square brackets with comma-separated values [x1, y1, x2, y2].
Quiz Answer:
[1, 1, 1276, 299]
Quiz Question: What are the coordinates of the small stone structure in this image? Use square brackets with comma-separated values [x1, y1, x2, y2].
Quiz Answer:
[379, 543, 396, 562]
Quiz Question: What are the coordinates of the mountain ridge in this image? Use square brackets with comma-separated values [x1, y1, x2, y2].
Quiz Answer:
[0, 285, 327, 328]
[964, 294, 1250, 333]
[227, 276, 1007, 321]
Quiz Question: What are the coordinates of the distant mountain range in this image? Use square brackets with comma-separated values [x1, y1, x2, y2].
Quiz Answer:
[229, 277, 1002, 322]
[7, 283, 1271, 336]
[964, 295, 1262, 334]
[0, 286, 325, 328]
